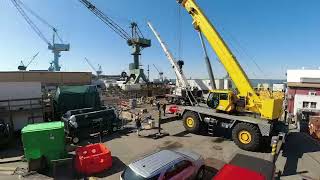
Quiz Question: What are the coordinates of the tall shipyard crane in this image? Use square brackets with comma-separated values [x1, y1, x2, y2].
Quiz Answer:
[148, 22, 199, 105]
[79, 0, 151, 84]
[84, 57, 103, 78]
[148, 22, 189, 89]
[11, 0, 70, 71]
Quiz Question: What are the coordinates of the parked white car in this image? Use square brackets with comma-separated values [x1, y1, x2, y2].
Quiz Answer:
[121, 149, 205, 180]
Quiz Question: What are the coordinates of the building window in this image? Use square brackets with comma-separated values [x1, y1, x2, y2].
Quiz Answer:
[309, 91, 317, 96]
[303, 101, 309, 108]
[311, 102, 317, 109]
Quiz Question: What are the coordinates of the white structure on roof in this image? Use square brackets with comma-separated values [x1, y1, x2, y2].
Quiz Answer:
[287, 69, 320, 83]
[187, 79, 232, 91]
[273, 84, 285, 92]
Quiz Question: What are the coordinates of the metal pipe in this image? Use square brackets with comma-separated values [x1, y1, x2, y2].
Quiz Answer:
[198, 31, 216, 89]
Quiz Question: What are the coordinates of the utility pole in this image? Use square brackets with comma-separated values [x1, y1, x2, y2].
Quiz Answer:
[147, 64, 150, 81]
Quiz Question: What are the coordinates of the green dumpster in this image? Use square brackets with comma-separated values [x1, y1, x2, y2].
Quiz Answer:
[21, 122, 67, 165]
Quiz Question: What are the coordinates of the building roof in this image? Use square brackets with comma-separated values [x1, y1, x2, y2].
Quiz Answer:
[287, 82, 320, 88]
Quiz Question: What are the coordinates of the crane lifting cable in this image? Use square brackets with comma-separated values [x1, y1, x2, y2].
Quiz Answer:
[213, 21, 266, 77]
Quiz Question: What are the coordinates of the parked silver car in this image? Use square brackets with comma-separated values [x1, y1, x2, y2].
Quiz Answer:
[121, 149, 205, 180]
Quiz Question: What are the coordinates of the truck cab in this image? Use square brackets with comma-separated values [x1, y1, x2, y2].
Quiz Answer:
[207, 90, 235, 112]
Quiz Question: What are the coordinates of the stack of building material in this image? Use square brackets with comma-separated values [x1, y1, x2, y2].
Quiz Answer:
[129, 99, 137, 109]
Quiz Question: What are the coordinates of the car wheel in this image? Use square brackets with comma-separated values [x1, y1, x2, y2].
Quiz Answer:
[196, 166, 205, 180]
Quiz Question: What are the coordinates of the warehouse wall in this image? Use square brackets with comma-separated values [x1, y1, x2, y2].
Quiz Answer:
[0, 71, 92, 86]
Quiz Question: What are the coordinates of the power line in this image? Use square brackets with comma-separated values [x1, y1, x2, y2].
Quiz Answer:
[216, 23, 266, 77]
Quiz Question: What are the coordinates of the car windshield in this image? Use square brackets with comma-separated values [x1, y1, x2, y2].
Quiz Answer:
[122, 167, 159, 180]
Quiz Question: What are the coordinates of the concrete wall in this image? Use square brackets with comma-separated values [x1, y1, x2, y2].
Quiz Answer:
[1, 111, 43, 131]
[0, 82, 44, 131]
[0, 82, 41, 100]
[0, 71, 92, 86]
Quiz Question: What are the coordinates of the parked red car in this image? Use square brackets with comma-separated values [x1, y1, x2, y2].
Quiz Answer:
[213, 154, 275, 180]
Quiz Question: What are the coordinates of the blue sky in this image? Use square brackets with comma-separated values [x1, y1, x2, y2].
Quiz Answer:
[1, 0, 319, 79]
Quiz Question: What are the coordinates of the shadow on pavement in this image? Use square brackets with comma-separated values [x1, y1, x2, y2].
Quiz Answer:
[281, 132, 320, 176]
[203, 157, 226, 180]
[0, 134, 24, 159]
[172, 130, 191, 137]
[95, 156, 126, 178]
[77, 127, 136, 146]
[161, 115, 180, 124]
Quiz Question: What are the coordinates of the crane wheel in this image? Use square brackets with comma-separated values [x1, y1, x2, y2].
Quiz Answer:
[232, 123, 261, 151]
[182, 111, 200, 133]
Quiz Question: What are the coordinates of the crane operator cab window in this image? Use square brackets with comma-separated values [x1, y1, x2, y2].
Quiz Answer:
[207, 90, 235, 112]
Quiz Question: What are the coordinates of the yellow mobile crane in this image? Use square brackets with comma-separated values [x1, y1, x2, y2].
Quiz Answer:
[177, 0, 286, 151]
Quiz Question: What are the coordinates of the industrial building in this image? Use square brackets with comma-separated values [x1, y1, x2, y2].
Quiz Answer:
[286, 69, 320, 122]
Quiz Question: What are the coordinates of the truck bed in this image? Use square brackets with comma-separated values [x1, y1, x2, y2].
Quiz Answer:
[183, 105, 271, 126]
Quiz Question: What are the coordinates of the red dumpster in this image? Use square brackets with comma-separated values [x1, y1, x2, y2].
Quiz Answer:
[75, 143, 112, 175]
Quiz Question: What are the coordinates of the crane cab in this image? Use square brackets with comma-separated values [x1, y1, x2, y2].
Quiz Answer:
[207, 90, 235, 112]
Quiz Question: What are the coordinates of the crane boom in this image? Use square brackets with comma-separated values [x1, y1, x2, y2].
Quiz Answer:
[178, 0, 256, 100]
[11, 0, 51, 46]
[78, 0, 131, 41]
[84, 57, 97, 73]
[26, 51, 39, 67]
[152, 64, 161, 74]
[147, 22, 189, 89]
[178, 0, 283, 120]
